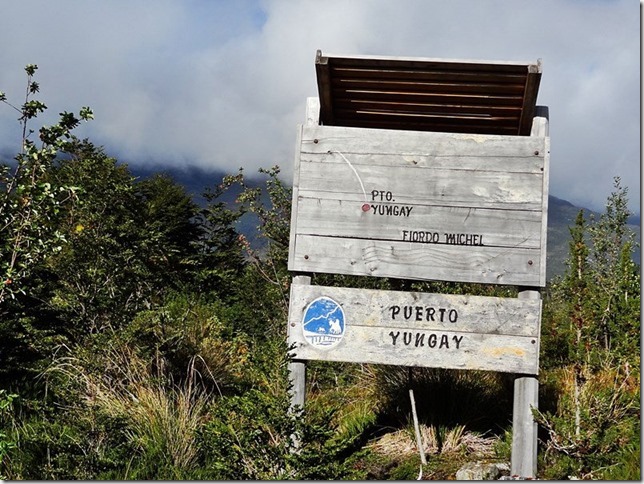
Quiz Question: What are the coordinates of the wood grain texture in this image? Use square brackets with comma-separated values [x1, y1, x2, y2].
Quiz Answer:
[287, 284, 541, 374]
[288, 124, 549, 286]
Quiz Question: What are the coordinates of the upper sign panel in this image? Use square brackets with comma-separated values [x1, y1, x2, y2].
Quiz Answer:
[288, 124, 549, 286]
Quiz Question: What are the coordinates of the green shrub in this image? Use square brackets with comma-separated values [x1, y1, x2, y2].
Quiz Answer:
[536, 360, 640, 479]
[196, 388, 354, 480]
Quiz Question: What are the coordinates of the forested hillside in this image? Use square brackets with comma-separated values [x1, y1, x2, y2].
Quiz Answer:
[1, 65, 640, 480]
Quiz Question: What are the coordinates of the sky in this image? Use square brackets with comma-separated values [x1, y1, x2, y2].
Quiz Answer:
[0, 0, 640, 214]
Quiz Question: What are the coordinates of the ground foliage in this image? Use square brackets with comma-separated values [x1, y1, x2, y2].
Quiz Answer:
[0, 66, 640, 480]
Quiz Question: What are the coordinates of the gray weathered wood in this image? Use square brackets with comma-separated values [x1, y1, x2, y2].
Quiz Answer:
[511, 376, 539, 477]
[292, 235, 542, 286]
[531, 106, 550, 284]
[287, 284, 541, 374]
[305, 97, 320, 126]
[511, 288, 541, 478]
[288, 275, 311, 414]
[288, 124, 549, 286]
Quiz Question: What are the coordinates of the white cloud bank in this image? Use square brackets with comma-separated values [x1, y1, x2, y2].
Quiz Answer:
[0, 0, 639, 212]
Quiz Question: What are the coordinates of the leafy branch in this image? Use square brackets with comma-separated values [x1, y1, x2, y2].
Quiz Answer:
[0, 64, 93, 306]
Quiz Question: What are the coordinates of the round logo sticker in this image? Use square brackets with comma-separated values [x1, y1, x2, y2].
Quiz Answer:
[302, 297, 345, 349]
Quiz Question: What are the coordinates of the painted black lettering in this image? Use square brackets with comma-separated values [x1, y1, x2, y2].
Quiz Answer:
[438, 308, 446, 322]
[426, 307, 436, 321]
[428, 334, 437, 348]
[403, 332, 412, 345]
[415, 333, 425, 347]
[439, 334, 449, 349]
[389, 331, 400, 345]
[390, 306, 400, 319]
[415, 306, 423, 321]
[448, 309, 458, 323]
[403, 306, 413, 319]
[452, 335, 463, 349]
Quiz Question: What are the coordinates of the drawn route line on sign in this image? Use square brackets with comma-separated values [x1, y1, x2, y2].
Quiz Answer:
[330, 151, 368, 203]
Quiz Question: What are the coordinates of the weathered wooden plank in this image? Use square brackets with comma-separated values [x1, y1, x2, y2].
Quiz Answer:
[290, 235, 542, 286]
[287, 284, 541, 374]
[301, 124, 545, 158]
[300, 149, 544, 174]
[295, 198, 543, 248]
[321, 52, 539, 72]
[333, 98, 524, 117]
[531, 107, 550, 285]
[287, 124, 304, 263]
[332, 111, 521, 131]
[331, 78, 528, 95]
[332, 118, 521, 135]
[297, 159, 544, 209]
[316, 51, 335, 125]
[518, 61, 543, 135]
[330, 89, 525, 108]
[305, 97, 320, 126]
[330, 67, 528, 84]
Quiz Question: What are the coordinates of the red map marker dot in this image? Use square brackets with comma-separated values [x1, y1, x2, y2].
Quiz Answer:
[362, 203, 370, 212]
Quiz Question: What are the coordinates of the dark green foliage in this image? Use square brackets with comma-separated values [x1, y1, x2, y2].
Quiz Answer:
[0, 66, 640, 480]
[196, 388, 355, 480]
[136, 173, 203, 287]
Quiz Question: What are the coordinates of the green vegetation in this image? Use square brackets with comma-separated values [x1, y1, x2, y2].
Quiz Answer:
[0, 66, 639, 479]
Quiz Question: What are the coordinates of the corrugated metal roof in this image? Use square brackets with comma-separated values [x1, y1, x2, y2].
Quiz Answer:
[315, 51, 542, 136]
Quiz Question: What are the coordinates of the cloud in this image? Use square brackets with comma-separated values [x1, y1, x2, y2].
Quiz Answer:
[0, 0, 639, 213]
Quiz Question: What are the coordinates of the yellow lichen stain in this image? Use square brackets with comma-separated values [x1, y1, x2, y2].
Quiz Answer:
[484, 347, 525, 358]
[462, 134, 489, 143]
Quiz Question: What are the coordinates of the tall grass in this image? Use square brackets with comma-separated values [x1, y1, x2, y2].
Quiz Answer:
[359, 365, 513, 432]
[44, 342, 211, 478]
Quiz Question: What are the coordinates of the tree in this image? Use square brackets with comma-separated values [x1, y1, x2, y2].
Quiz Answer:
[587, 177, 640, 357]
[0, 64, 92, 307]
[536, 178, 640, 479]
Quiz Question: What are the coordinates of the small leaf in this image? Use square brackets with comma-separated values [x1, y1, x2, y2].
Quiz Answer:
[79, 106, 94, 121]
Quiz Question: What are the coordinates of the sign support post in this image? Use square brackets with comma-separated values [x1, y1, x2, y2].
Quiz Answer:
[288, 275, 310, 414]
[512, 288, 541, 477]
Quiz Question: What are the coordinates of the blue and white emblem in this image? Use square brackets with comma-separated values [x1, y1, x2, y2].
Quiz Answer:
[302, 297, 345, 348]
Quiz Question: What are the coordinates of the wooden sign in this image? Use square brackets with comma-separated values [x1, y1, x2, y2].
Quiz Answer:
[287, 282, 541, 375]
[288, 124, 550, 287]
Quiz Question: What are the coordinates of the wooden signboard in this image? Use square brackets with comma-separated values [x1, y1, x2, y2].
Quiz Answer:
[288, 282, 541, 375]
[288, 123, 550, 287]
[287, 55, 548, 476]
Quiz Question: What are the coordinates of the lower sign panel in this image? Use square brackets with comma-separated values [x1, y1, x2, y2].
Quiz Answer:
[287, 283, 541, 375]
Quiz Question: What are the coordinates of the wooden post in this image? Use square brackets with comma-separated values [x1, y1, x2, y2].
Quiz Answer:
[288, 275, 311, 414]
[511, 288, 540, 478]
